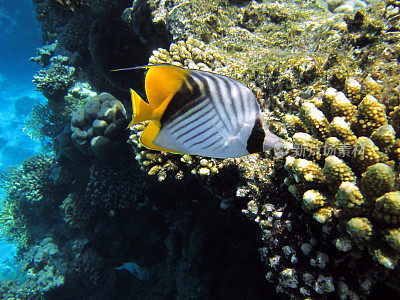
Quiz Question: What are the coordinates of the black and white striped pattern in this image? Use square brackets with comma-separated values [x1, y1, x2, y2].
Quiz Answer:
[154, 70, 262, 158]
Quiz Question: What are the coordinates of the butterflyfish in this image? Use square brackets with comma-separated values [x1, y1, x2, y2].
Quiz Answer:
[118, 64, 292, 158]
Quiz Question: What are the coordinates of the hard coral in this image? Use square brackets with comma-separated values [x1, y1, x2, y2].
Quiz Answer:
[149, 36, 226, 72]
[326, 0, 367, 14]
[26, 82, 96, 144]
[29, 42, 58, 67]
[129, 122, 229, 182]
[33, 55, 75, 102]
[0, 154, 56, 246]
[283, 77, 400, 288]
[70, 93, 130, 160]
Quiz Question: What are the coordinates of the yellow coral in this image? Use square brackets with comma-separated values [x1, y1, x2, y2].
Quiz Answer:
[345, 77, 362, 105]
[284, 114, 307, 136]
[323, 88, 357, 124]
[361, 76, 382, 101]
[292, 158, 326, 185]
[292, 132, 323, 160]
[384, 228, 400, 253]
[361, 163, 395, 198]
[351, 137, 387, 173]
[322, 156, 356, 193]
[346, 217, 373, 245]
[356, 95, 388, 136]
[299, 102, 329, 140]
[303, 190, 328, 211]
[328, 117, 357, 144]
[373, 192, 400, 225]
[335, 181, 366, 216]
[314, 207, 337, 224]
[370, 125, 396, 153]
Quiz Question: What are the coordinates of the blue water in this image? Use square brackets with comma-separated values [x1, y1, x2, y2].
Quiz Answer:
[0, 0, 43, 280]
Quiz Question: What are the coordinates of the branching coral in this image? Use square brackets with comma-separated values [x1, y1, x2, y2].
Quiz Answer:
[33, 55, 75, 102]
[26, 82, 96, 146]
[30, 42, 58, 67]
[0, 154, 56, 246]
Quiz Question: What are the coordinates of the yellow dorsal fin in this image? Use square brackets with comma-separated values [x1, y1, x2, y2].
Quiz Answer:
[128, 88, 153, 127]
[115, 64, 189, 126]
[143, 64, 189, 109]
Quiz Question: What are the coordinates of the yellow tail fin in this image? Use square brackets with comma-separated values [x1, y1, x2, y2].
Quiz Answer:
[128, 89, 153, 127]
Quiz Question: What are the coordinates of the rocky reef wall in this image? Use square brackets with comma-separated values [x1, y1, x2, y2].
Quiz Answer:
[1, 0, 400, 299]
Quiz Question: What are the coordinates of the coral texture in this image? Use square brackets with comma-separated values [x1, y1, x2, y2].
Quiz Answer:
[70, 92, 129, 160]
[284, 77, 400, 287]
[32, 55, 75, 101]
[3, 0, 400, 299]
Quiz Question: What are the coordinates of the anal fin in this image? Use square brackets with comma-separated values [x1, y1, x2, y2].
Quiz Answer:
[140, 121, 169, 152]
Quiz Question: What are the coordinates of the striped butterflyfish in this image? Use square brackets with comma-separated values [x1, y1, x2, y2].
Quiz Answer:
[119, 64, 291, 158]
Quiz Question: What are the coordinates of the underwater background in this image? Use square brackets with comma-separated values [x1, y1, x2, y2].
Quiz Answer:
[0, 0, 42, 282]
[0, 0, 400, 299]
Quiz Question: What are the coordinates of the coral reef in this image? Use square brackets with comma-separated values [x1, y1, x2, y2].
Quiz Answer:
[26, 82, 96, 145]
[283, 72, 400, 295]
[69, 92, 130, 160]
[326, 0, 367, 14]
[126, 37, 241, 182]
[4, 0, 400, 299]
[148, 37, 226, 72]
[33, 55, 75, 102]
[29, 42, 57, 67]
[1, 153, 276, 299]
[0, 154, 58, 246]
[128, 122, 231, 182]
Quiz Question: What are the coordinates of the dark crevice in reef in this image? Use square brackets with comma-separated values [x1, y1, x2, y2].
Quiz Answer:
[33, 0, 172, 104]
[21, 155, 280, 299]
[88, 16, 154, 98]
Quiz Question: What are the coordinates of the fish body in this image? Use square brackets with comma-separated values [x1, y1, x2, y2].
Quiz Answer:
[126, 64, 291, 158]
